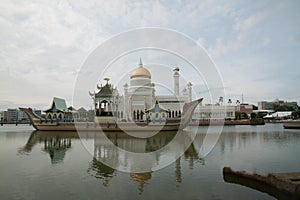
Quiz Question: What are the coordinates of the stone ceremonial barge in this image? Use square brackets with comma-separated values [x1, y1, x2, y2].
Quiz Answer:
[20, 99, 202, 131]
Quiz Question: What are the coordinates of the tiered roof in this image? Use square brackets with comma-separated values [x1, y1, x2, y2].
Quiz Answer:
[44, 97, 69, 113]
[146, 100, 169, 113]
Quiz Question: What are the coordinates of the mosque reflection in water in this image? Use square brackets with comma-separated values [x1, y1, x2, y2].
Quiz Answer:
[19, 130, 203, 192]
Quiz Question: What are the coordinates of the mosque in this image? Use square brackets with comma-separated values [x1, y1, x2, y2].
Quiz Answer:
[89, 59, 193, 122]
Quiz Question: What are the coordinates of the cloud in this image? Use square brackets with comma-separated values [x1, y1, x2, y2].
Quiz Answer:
[0, 0, 300, 109]
[262, 37, 271, 47]
[234, 12, 264, 41]
[208, 10, 266, 57]
[0, 0, 111, 109]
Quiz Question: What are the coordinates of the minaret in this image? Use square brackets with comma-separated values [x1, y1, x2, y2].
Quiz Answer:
[187, 82, 192, 102]
[173, 67, 180, 96]
[123, 83, 129, 120]
[150, 82, 155, 106]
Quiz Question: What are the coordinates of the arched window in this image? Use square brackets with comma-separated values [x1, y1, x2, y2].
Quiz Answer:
[133, 110, 136, 120]
[137, 110, 140, 120]
[155, 113, 159, 118]
[162, 113, 165, 118]
[175, 110, 178, 117]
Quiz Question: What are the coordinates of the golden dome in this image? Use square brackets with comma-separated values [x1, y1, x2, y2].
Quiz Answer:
[130, 67, 151, 79]
[130, 59, 151, 79]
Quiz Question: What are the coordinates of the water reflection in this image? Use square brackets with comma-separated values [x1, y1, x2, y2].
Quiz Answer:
[19, 130, 202, 192]
[18, 131, 78, 164]
[130, 172, 152, 193]
[19, 127, 300, 168]
[19, 131, 79, 154]
[88, 158, 116, 187]
[216, 127, 300, 154]
[90, 131, 197, 192]
[17, 126, 300, 197]
[43, 137, 71, 164]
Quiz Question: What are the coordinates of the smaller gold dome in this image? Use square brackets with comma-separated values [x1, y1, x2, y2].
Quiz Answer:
[173, 66, 180, 72]
[104, 77, 110, 85]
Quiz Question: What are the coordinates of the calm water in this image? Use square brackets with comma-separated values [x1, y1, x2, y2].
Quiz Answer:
[0, 124, 300, 200]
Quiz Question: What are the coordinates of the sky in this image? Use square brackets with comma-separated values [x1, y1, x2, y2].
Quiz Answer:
[1, 0, 300, 110]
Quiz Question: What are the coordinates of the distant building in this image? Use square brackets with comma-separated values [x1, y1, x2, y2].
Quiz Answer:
[3, 109, 40, 123]
[6, 109, 31, 123]
[17, 110, 29, 122]
[68, 106, 77, 112]
[33, 109, 42, 117]
[7, 109, 18, 123]
[258, 101, 274, 110]
[0, 111, 3, 122]
[236, 104, 253, 116]
[258, 99, 298, 111]
[4, 111, 7, 122]
[77, 107, 89, 121]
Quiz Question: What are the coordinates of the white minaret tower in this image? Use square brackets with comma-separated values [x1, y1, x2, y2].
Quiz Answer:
[123, 83, 129, 120]
[187, 82, 192, 102]
[173, 66, 180, 96]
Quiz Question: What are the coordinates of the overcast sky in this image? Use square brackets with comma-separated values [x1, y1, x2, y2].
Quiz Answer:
[1, 0, 300, 110]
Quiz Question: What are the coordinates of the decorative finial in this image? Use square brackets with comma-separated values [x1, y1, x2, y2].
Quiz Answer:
[139, 57, 143, 67]
[173, 66, 180, 72]
[104, 77, 110, 85]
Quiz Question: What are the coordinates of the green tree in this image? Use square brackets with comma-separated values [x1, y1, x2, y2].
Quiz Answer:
[292, 110, 300, 119]
[235, 112, 249, 120]
[273, 104, 295, 111]
[250, 113, 257, 119]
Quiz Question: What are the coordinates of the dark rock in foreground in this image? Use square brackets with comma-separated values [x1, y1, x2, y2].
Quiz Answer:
[223, 167, 300, 199]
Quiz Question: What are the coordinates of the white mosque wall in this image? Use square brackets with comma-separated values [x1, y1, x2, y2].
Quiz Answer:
[193, 105, 236, 120]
